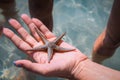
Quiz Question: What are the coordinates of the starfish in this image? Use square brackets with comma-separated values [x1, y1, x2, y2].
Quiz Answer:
[26, 27, 75, 63]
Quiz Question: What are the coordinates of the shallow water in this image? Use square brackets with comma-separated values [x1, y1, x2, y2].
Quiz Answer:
[0, 0, 120, 80]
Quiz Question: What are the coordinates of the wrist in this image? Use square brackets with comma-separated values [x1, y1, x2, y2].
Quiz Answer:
[70, 58, 120, 80]
[70, 53, 88, 80]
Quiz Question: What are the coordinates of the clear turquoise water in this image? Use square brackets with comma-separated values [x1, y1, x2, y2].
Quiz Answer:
[0, 0, 120, 80]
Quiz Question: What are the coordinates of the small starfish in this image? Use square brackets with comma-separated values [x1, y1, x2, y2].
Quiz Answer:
[27, 27, 75, 63]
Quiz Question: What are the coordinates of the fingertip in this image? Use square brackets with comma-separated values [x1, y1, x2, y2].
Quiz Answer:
[3, 28, 14, 37]
[13, 60, 32, 67]
[13, 61, 22, 67]
[21, 14, 32, 25]
[3, 28, 8, 34]
[21, 14, 29, 19]
[8, 18, 15, 23]
[3, 27, 8, 31]
[21, 13, 27, 17]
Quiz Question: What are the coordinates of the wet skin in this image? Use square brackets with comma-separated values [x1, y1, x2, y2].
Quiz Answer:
[26, 27, 75, 63]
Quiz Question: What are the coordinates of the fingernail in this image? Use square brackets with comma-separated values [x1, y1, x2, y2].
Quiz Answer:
[13, 61, 22, 67]
[8, 18, 13, 22]
[21, 14, 27, 17]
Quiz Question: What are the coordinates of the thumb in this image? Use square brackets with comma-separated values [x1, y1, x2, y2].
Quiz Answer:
[13, 60, 47, 75]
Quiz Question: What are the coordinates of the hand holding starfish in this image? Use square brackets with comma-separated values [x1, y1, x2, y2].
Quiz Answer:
[3, 14, 87, 78]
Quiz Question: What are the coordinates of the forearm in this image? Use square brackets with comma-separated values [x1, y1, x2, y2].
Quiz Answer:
[72, 59, 120, 80]
[107, 0, 120, 45]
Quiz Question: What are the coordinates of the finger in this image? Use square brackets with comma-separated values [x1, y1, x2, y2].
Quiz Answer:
[3, 28, 32, 55]
[9, 19, 38, 46]
[32, 18, 55, 39]
[21, 14, 41, 41]
[14, 60, 50, 76]
[21, 14, 32, 25]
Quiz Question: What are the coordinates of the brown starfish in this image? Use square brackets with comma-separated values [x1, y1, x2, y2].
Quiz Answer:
[27, 27, 75, 63]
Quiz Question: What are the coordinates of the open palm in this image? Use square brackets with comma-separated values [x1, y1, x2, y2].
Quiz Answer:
[3, 14, 87, 78]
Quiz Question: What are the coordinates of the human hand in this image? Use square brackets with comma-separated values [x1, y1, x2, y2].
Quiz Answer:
[3, 14, 87, 79]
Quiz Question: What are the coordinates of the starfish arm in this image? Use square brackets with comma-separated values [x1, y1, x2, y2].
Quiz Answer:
[34, 27, 48, 43]
[47, 47, 54, 63]
[53, 32, 66, 44]
[26, 45, 47, 51]
[54, 45, 75, 52]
